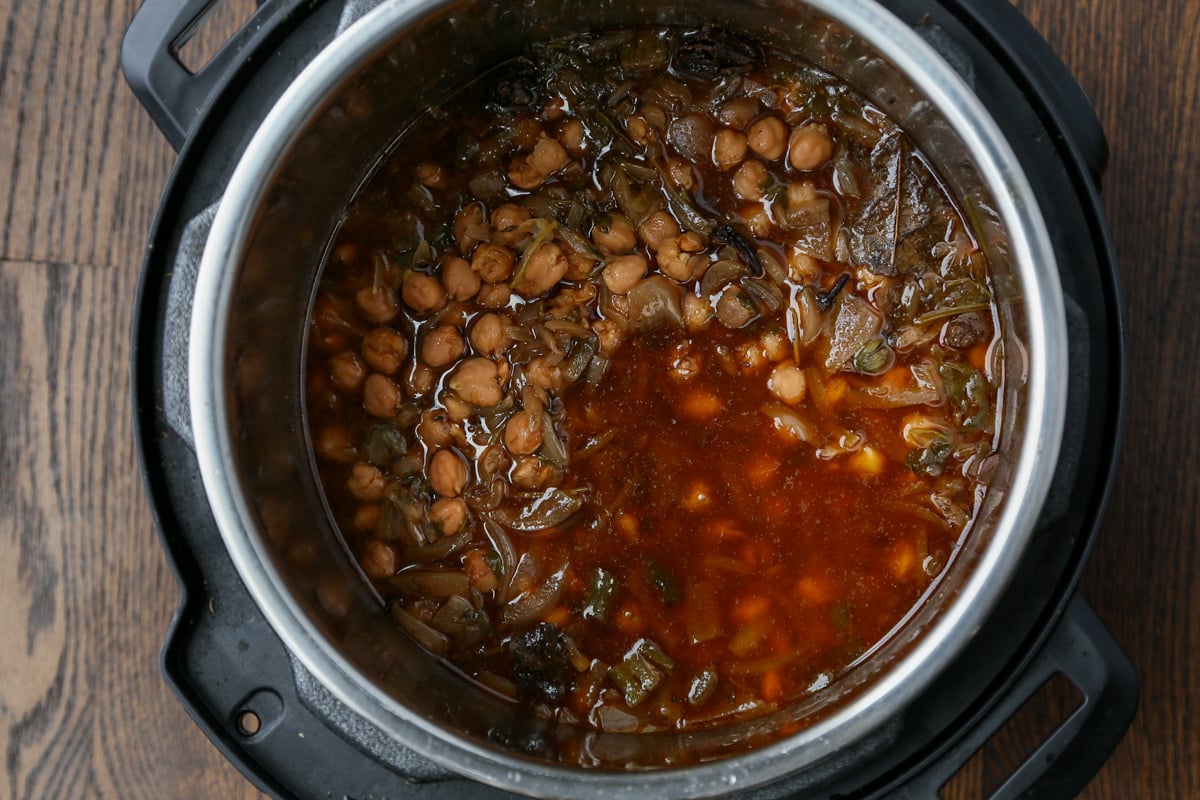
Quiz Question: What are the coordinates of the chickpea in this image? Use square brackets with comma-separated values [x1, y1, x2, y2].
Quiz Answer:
[768, 363, 808, 406]
[603, 254, 648, 295]
[429, 497, 469, 536]
[504, 409, 545, 456]
[733, 160, 769, 201]
[788, 124, 834, 171]
[565, 247, 598, 280]
[656, 235, 707, 282]
[363, 373, 404, 418]
[417, 409, 455, 448]
[454, 202, 488, 254]
[441, 392, 474, 422]
[737, 341, 768, 373]
[717, 97, 760, 130]
[788, 181, 818, 207]
[508, 136, 569, 190]
[314, 424, 355, 462]
[469, 312, 510, 356]
[593, 317, 625, 355]
[347, 462, 387, 501]
[361, 327, 408, 375]
[329, 350, 366, 392]
[744, 204, 774, 238]
[525, 356, 565, 391]
[414, 162, 446, 189]
[625, 115, 652, 145]
[591, 216, 637, 254]
[428, 449, 469, 497]
[558, 118, 586, 156]
[511, 456, 553, 490]
[638, 210, 681, 252]
[788, 249, 822, 283]
[641, 103, 667, 131]
[448, 357, 504, 407]
[713, 129, 748, 171]
[421, 325, 465, 368]
[355, 285, 399, 324]
[491, 203, 532, 247]
[681, 479, 714, 511]
[475, 281, 511, 309]
[465, 549, 499, 593]
[471, 242, 515, 284]
[761, 330, 791, 362]
[514, 242, 567, 298]
[353, 503, 381, 532]
[405, 362, 436, 397]
[441, 255, 480, 301]
[666, 158, 694, 191]
[747, 116, 788, 160]
[682, 292, 714, 332]
[401, 271, 447, 314]
[362, 539, 399, 579]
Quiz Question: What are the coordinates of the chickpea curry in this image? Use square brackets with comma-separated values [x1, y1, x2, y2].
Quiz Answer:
[305, 27, 1003, 733]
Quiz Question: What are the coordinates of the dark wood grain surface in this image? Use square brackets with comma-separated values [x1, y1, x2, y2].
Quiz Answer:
[0, 0, 1195, 797]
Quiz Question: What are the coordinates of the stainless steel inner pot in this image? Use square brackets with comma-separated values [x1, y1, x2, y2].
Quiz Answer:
[188, 0, 1067, 796]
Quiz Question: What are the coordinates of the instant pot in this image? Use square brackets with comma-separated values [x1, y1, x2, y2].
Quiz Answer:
[124, 0, 1135, 797]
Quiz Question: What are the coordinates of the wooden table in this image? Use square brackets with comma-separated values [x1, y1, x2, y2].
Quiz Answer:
[1, 0, 1195, 797]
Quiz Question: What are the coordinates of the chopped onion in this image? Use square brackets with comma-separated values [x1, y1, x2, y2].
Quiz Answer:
[501, 562, 567, 625]
[761, 403, 820, 445]
[403, 528, 472, 564]
[389, 569, 472, 599]
[389, 605, 450, 656]
[626, 275, 683, 332]
[824, 295, 882, 371]
[700, 259, 747, 298]
[488, 487, 587, 532]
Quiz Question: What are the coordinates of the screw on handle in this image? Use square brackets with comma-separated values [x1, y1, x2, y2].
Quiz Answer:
[893, 594, 1137, 800]
[121, 0, 292, 151]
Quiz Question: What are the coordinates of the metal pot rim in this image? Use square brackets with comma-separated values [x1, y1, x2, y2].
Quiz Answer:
[189, 0, 1068, 796]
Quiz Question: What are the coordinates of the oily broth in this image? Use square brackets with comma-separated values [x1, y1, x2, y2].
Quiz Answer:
[304, 26, 1000, 734]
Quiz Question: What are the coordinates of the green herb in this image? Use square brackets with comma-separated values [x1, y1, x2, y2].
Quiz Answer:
[583, 567, 617, 622]
[647, 560, 682, 606]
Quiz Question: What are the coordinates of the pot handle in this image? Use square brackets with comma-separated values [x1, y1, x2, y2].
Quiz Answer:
[121, 0, 297, 150]
[895, 594, 1137, 800]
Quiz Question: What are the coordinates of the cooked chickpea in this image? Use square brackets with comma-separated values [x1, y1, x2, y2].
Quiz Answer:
[717, 97, 760, 129]
[626, 115, 652, 144]
[405, 362, 435, 397]
[788, 249, 822, 283]
[441, 255, 480, 301]
[747, 116, 788, 160]
[603, 254, 648, 295]
[666, 158, 694, 191]
[511, 455, 553, 489]
[329, 350, 366, 392]
[491, 203, 532, 247]
[361, 327, 408, 375]
[448, 357, 504, 407]
[656, 235, 707, 282]
[471, 242, 515, 284]
[733, 160, 769, 201]
[514, 242, 567, 298]
[565, 247, 598, 280]
[421, 325, 465, 368]
[465, 549, 499, 593]
[361, 539, 399, 579]
[761, 330, 791, 362]
[558, 118, 586, 155]
[788, 123, 834, 171]
[475, 281, 511, 308]
[314, 424, 355, 462]
[363, 373, 404, 418]
[401, 271, 447, 314]
[441, 392, 474, 422]
[682, 292, 714, 332]
[353, 503, 381, 531]
[417, 409, 455, 448]
[788, 181, 818, 206]
[454, 202, 488, 254]
[591, 216, 637, 254]
[428, 449, 469, 496]
[768, 363, 808, 405]
[347, 462, 387, 501]
[682, 479, 714, 511]
[504, 409, 545, 455]
[638, 210, 681, 252]
[469, 312, 510, 356]
[508, 136, 568, 190]
[429, 497, 469, 536]
[525, 356, 565, 391]
[355, 285, 399, 324]
[713, 129, 747, 170]
[593, 317, 625, 355]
